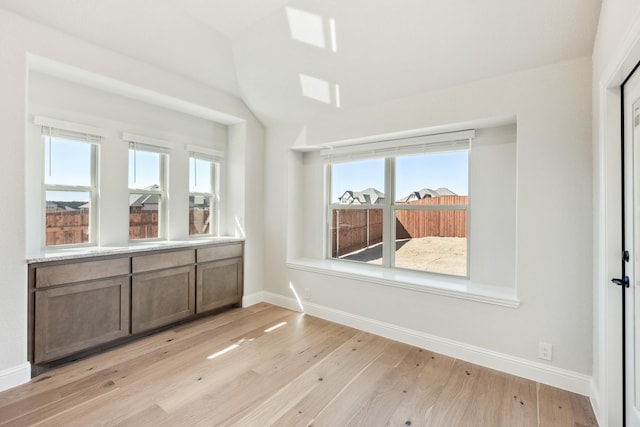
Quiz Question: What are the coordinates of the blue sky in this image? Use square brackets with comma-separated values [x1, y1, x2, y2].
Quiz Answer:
[47, 136, 466, 204]
[45, 137, 92, 188]
[44, 137, 91, 202]
[128, 149, 162, 189]
[188, 158, 213, 193]
[331, 151, 468, 202]
[46, 137, 213, 202]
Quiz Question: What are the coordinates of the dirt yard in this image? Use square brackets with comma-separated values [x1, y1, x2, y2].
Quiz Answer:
[340, 236, 467, 276]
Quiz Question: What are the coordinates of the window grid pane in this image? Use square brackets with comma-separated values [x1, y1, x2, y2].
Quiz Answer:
[43, 134, 95, 248]
[395, 151, 468, 200]
[189, 158, 213, 193]
[188, 157, 217, 236]
[189, 195, 213, 235]
[128, 150, 162, 190]
[45, 190, 91, 246]
[128, 149, 164, 241]
[44, 137, 92, 187]
[393, 151, 468, 276]
[331, 208, 383, 264]
[394, 208, 467, 276]
[129, 192, 160, 240]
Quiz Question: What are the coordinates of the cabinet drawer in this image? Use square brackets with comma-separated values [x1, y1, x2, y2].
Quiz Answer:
[35, 257, 129, 288]
[34, 277, 130, 363]
[132, 250, 195, 274]
[197, 243, 243, 263]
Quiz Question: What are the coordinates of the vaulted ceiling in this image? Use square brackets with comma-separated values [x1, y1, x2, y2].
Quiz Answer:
[0, 0, 601, 125]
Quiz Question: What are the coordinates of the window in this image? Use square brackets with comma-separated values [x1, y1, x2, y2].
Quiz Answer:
[393, 151, 468, 276]
[128, 144, 167, 241]
[326, 131, 471, 277]
[41, 127, 99, 248]
[189, 155, 219, 236]
[330, 159, 385, 264]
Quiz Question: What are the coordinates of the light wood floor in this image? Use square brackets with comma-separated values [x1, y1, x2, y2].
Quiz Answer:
[0, 303, 597, 426]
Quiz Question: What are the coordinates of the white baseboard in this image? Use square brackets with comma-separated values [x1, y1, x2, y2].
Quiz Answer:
[242, 291, 266, 308]
[261, 291, 592, 396]
[261, 291, 301, 311]
[0, 362, 31, 393]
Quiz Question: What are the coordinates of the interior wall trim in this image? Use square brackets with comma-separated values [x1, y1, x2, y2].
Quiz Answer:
[260, 291, 592, 397]
[0, 362, 31, 393]
[590, 378, 603, 427]
[242, 291, 266, 308]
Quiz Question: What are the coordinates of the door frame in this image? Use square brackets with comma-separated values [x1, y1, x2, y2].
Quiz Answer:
[597, 22, 640, 426]
[621, 63, 640, 427]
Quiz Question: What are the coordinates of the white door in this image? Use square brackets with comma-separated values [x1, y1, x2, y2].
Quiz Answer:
[623, 68, 640, 426]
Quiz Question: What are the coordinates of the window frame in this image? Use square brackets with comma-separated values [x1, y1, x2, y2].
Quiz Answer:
[188, 154, 220, 237]
[41, 133, 99, 249]
[325, 135, 471, 278]
[128, 144, 168, 242]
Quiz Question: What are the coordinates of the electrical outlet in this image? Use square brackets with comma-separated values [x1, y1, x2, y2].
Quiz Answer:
[538, 342, 553, 361]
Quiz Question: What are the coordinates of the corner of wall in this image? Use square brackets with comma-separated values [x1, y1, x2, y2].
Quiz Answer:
[0, 362, 31, 393]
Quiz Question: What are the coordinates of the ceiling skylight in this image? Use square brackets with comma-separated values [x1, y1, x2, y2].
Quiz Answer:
[286, 7, 325, 48]
[299, 74, 331, 104]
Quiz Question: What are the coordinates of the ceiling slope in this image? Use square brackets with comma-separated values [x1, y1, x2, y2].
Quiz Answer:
[0, 0, 601, 125]
[0, 0, 240, 97]
[231, 0, 601, 124]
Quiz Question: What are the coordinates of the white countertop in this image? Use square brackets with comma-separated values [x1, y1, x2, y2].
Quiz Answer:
[27, 237, 244, 264]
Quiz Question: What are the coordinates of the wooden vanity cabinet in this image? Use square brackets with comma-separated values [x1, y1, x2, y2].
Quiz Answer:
[131, 250, 196, 334]
[31, 257, 130, 364]
[196, 243, 243, 313]
[28, 241, 244, 369]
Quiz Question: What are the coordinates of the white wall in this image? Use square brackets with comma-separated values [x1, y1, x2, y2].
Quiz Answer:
[0, 9, 264, 391]
[592, 1, 640, 425]
[263, 57, 593, 390]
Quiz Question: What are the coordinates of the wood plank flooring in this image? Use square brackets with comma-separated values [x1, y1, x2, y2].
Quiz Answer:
[0, 303, 598, 426]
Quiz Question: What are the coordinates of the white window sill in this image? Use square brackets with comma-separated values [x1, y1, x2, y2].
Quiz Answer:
[286, 258, 520, 308]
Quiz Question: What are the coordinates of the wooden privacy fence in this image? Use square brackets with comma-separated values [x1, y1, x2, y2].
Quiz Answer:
[395, 196, 467, 240]
[46, 210, 89, 246]
[332, 209, 383, 257]
[332, 196, 467, 257]
[129, 211, 159, 240]
[45, 210, 163, 245]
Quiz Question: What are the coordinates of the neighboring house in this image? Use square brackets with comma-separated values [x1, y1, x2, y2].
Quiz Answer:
[46, 201, 80, 211]
[129, 184, 160, 212]
[45, 201, 60, 210]
[338, 188, 385, 205]
[396, 187, 457, 203]
[129, 194, 159, 212]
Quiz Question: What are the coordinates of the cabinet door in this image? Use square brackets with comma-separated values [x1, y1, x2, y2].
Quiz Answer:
[34, 277, 130, 364]
[196, 258, 242, 313]
[132, 266, 195, 334]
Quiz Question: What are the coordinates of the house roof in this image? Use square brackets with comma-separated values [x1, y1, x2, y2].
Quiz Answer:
[339, 188, 384, 205]
[396, 187, 458, 203]
[129, 184, 161, 210]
